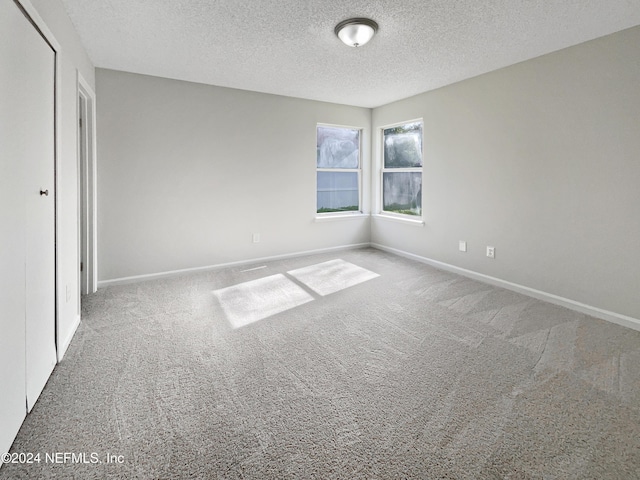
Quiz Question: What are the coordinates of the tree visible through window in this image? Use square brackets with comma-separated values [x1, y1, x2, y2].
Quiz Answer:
[317, 125, 361, 214]
[382, 121, 422, 216]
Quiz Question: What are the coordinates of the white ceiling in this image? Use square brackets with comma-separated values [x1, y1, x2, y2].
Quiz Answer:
[60, 0, 640, 108]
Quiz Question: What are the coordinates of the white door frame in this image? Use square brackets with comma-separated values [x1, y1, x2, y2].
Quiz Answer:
[77, 73, 98, 295]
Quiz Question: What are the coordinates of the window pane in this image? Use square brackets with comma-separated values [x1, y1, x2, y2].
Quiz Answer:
[383, 122, 422, 168]
[317, 126, 359, 168]
[317, 172, 359, 213]
[383, 172, 422, 216]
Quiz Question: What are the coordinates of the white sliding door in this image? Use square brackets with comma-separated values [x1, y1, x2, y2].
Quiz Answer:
[0, 0, 28, 454]
[0, 0, 57, 453]
[21, 1, 57, 410]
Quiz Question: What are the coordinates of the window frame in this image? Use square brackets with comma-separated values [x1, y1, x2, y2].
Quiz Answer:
[316, 123, 363, 216]
[379, 119, 424, 219]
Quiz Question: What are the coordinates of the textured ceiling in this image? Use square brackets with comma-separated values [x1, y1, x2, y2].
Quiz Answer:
[60, 0, 640, 108]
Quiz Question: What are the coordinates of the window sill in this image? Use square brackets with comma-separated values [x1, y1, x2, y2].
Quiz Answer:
[314, 212, 369, 222]
[371, 213, 425, 226]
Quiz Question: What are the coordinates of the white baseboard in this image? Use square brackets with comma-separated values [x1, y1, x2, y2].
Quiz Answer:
[98, 243, 371, 287]
[57, 314, 81, 362]
[371, 243, 640, 332]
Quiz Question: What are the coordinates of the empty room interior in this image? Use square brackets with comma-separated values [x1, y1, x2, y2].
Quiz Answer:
[2, 0, 640, 478]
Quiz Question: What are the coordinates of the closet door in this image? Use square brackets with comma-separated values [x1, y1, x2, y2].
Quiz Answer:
[0, 0, 28, 453]
[20, 1, 57, 411]
[0, 0, 56, 454]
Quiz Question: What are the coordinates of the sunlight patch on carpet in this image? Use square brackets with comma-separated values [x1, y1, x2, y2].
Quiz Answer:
[288, 259, 379, 296]
[213, 274, 314, 328]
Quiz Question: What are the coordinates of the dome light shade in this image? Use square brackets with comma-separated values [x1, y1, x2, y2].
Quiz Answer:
[335, 18, 378, 47]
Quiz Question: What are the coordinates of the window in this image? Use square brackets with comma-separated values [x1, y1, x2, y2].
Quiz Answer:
[316, 125, 361, 214]
[381, 121, 423, 216]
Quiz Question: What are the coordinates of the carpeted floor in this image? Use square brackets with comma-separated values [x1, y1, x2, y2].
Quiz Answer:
[2, 247, 640, 479]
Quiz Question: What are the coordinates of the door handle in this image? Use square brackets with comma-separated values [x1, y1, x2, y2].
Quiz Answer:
[40, 189, 49, 196]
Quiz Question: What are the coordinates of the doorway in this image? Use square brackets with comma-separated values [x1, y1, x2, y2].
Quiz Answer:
[78, 77, 97, 296]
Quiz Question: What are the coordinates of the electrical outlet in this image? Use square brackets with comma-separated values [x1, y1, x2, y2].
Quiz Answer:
[459, 241, 467, 252]
[252, 233, 261, 243]
[486, 246, 495, 259]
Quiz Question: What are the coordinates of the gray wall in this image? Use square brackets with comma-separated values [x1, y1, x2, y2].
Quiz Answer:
[96, 69, 371, 280]
[371, 26, 640, 320]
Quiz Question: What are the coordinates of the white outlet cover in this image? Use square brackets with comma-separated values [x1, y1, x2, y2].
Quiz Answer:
[487, 246, 495, 258]
[459, 241, 467, 252]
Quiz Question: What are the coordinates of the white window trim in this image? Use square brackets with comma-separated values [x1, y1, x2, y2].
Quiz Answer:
[378, 119, 424, 220]
[314, 212, 369, 222]
[371, 213, 425, 226]
[315, 123, 363, 218]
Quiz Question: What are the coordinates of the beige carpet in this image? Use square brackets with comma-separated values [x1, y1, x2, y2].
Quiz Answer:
[2, 248, 639, 479]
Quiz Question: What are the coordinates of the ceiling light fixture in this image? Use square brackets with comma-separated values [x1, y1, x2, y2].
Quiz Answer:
[334, 18, 378, 47]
